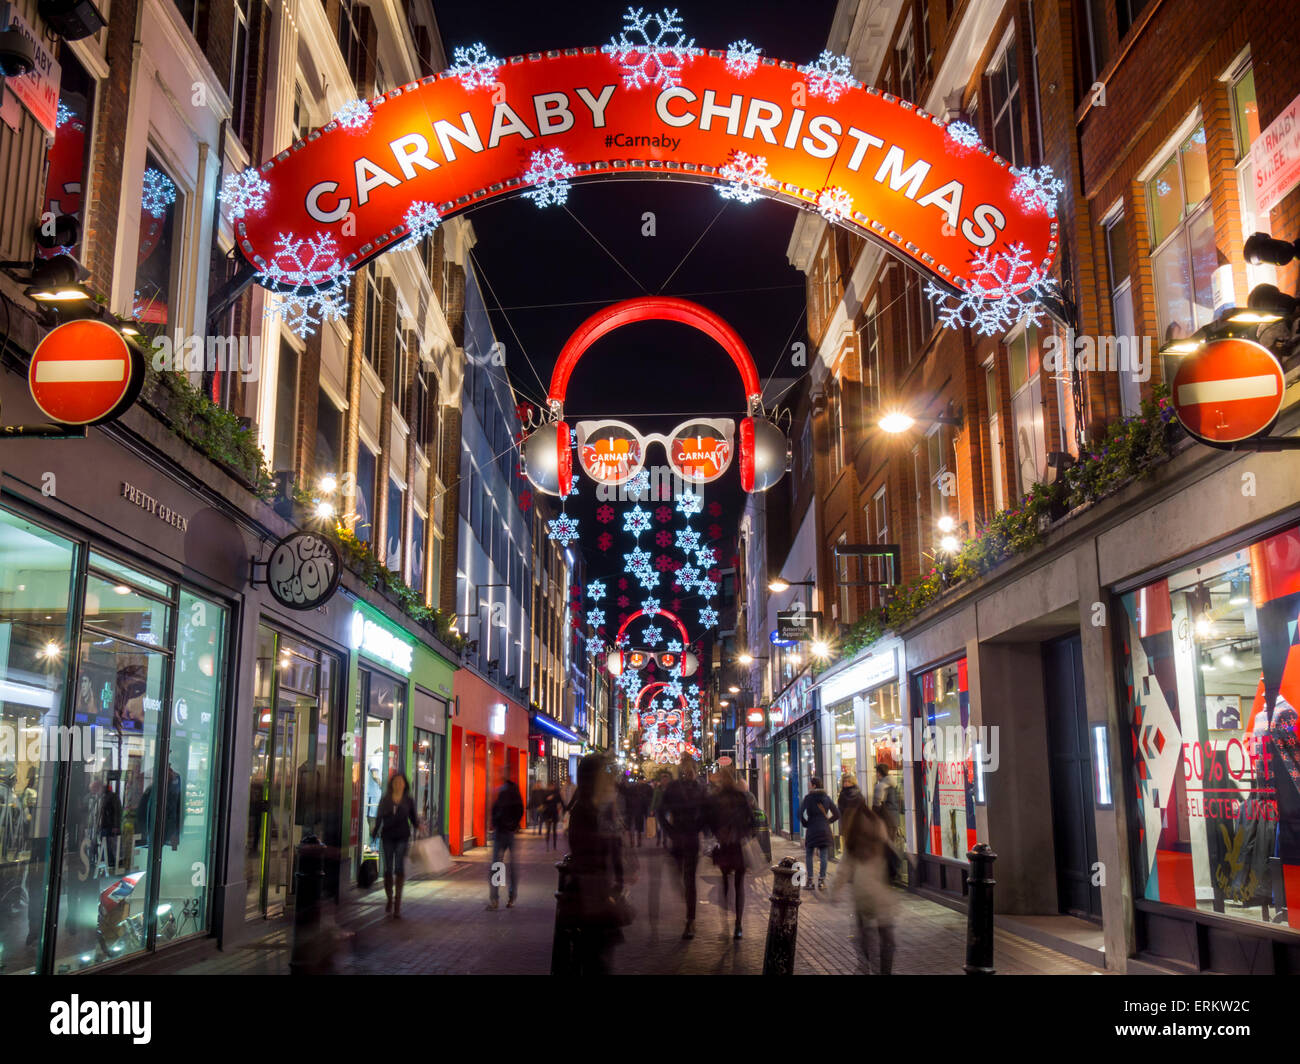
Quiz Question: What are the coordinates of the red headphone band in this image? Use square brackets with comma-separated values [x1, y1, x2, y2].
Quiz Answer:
[548, 296, 763, 411]
[617, 607, 690, 648]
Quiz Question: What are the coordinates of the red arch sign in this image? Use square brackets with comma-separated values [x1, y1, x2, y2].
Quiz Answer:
[236, 50, 1057, 293]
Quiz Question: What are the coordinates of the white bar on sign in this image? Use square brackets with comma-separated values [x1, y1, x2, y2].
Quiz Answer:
[1177, 374, 1278, 406]
[35, 359, 125, 384]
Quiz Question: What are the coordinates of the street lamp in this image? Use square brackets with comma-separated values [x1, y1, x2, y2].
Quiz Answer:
[736, 651, 769, 666]
[767, 577, 816, 594]
[878, 405, 962, 434]
[727, 684, 741, 694]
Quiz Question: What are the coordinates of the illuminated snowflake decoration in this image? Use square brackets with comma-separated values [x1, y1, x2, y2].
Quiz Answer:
[257, 232, 353, 339]
[636, 567, 661, 590]
[1010, 165, 1066, 218]
[587, 580, 607, 602]
[676, 489, 703, 518]
[547, 514, 580, 546]
[798, 50, 859, 102]
[521, 147, 577, 208]
[674, 528, 700, 553]
[586, 608, 606, 628]
[642, 626, 663, 647]
[945, 121, 981, 150]
[449, 42, 502, 90]
[618, 669, 644, 699]
[603, 6, 701, 91]
[924, 242, 1057, 338]
[666, 639, 683, 654]
[697, 578, 718, 600]
[654, 504, 673, 522]
[686, 684, 701, 710]
[615, 633, 632, 649]
[219, 167, 270, 221]
[817, 185, 853, 224]
[725, 38, 761, 77]
[664, 677, 684, 700]
[718, 151, 775, 205]
[699, 605, 719, 629]
[56, 100, 73, 128]
[641, 597, 661, 617]
[625, 470, 652, 499]
[623, 505, 653, 538]
[587, 636, 607, 659]
[141, 167, 177, 218]
[332, 98, 373, 130]
[400, 201, 442, 250]
[695, 545, 717, 569]
[676, 564, 701, 590]
[596, 504, 616, 524]
[624, 547, 652, 573]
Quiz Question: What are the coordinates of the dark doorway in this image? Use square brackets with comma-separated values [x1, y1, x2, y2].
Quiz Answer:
[1043, 634, 1103, 921]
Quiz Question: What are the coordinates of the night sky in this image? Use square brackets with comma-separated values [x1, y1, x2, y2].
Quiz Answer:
[431, 0, 837, 636]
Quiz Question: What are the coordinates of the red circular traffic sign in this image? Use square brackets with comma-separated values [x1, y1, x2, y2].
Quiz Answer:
[28, 319, 144, 426]
[1171, 337, 1285, 444]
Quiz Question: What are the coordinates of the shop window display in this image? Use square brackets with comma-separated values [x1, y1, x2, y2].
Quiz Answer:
[914, 659, 974, 862]
[1119, 525, 1300, 931]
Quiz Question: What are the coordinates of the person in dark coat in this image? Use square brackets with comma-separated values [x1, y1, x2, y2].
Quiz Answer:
[487, 769, 525, 910]
[799, 777, 840, 891]
[661, 759, 706, 940]
[540, 783, 565, 852]
[372, 773, 417, 918]
[706, 766, 756, 939]
[563, 755, 625, 974]
[625, 776, 651, 847]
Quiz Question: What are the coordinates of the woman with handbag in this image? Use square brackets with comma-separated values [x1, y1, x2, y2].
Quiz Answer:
[838, 802, 898, 974]
[564, 755, 628, 974]
[372, 773, 417, 919]
[706, 767, 755, 940]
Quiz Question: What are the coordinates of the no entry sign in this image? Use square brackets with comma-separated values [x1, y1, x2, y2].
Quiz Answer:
[1171, 338, 1285, 444]
[28, 319, 144, 426]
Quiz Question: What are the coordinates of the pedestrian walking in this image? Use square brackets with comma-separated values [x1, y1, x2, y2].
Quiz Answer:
[486, 768, 524, 910]
[563, 754, 626, 974]
[541, 783, 565, 852]
[660, 758, 706, 940]
[837, 802, 897, 974]
[799, 777, 839, 891]
[372, 773, 417, 919]
[650, 771, 670, 847]
[626, 775, 651, 847]
[872, 763, 903, 882]
[529, 782, 544, 835]
[706, 766, 756, 939]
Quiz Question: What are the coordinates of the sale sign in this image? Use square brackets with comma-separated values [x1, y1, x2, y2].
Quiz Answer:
[236, 50, 1057, 294]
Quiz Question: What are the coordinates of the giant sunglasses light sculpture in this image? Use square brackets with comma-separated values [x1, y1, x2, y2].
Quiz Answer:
[523, 296, 790, 496]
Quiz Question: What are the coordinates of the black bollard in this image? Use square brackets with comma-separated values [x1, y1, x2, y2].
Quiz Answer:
[550, 855, 576, 975]
[964, 842, 997, 975]
[289, 834, 327, 975]
[762, 857, 802, 975]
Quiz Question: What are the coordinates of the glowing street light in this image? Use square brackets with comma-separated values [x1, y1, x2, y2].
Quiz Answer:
[878, 411, 916, 434]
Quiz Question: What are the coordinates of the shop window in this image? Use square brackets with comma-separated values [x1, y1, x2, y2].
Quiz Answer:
[1007, 324, 1046, 495]
[988, 31, 1024, 168]
[229, 0, 253, 142]
[927, 425, 951, 524]
[913, 658, 974, 862]
[1103, 209, 1142, 417]
[315, 387, 344, 481]
[364, 273, 382, 370]
[386, 478, 404, 574]
[272, 342, 300, 475]
[356, 443, 377, 543]
[896, 11, 915, 104]
[134, 152, 182, 328]
[1117, 523, 1300, 934]
[411, 509, 427, 601]
[337, 0, 363, 88]
[827, 379, 843, 477]
[393, 330, 410, 418]
[1229, 63, 1277, 294]
[984, 360, 1006, 511]
[1146, 123, 1215, 346]
[913, 444, 927, 566]
[42, 51, 96, 261]
[1081, 0, 1110, 85]
[413, 725, 445, 837]
[857, 302, 881, 418]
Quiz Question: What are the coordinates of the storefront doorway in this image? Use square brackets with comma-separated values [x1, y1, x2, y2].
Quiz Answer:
[358, 666, 406, 861]
[1043, 634, 1102, 921]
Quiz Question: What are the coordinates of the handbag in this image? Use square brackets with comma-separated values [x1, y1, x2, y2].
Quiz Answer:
[409, 835, 453, 876]
[645, 814, 657, 839]
[358, 849, 379, 888]
[742, 837, 767, 874]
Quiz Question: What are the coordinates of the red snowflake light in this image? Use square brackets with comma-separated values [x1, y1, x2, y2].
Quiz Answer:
[518, 489, 533, 512]
[597, 532, 613, 551]
[618, 576, 628, 590]
[655, 530, 672, 548]
[596, 504, 615, 524]
[671, 598, 682, 611]
[707, 523, 723, 540]
[617, 595, 630, 608]
[655, 505, 673, 523]
[655, 554, 674, 571]
[708, 501, 722, 516]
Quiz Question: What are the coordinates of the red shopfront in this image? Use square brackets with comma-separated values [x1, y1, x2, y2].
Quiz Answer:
[449, 670, 528, 855]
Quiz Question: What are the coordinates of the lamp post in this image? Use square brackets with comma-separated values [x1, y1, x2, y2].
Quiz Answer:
[876, 403, 963, 436]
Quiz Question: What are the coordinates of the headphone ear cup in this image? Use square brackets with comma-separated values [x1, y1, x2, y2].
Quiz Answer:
[556, 421, 572, 497]
[739, 417, 756, 493]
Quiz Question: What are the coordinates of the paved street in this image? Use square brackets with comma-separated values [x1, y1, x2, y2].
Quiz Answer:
[182, 832, 1101, 976]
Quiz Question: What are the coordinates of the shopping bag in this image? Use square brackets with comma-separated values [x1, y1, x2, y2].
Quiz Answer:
[358, 850, 379, 888]
[410, 835, 453, 876]
[645, 815, 657, 839]
[742, 837, 768, 875]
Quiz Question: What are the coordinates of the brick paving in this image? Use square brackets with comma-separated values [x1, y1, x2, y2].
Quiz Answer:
[181, 832, 1102, 975]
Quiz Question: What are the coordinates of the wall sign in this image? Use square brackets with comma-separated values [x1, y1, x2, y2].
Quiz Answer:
[819, 646, 897, 705]
[4, 7, 59, 136]
[776, 609, 822, 643]
[120, 482, 189, 532]
[31, 321, 144, 426]
[1170, 338, 1285, 445]
[350, 608, 414, 674]
[237, 50, 1056, 296]
[266, 530, 341, 610]
[1251, 89, 1300, 216]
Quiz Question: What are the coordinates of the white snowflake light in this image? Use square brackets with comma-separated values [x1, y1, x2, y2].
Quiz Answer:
[623, 505, 652, 538]
[643, 626, 663, 647]
[725, 39, 761, 77]
[401, 201, 442, 249]
[219, 167, 270, 221]
[56, 100, 73, 128]
[1010, 165, 1066, 217]
[141, 167, 177, 218]
[624, 469, 651, 499]
[694, 545, 717, 569]
[586, 607, 606, 628]
[697, 578, 718, 600]
[332, 98, 373, 130]
[798, 50, 859, 102]
[924, 243, 1057, 338]
[618, 670, 643, 699]
[817, 185, 853, 224]
[666, 639, 683, 653]
[636, 568, 661, 590]
[717, 151, 774, 205]
[449, 42, 502, 91]
[676, 489, 703, 517]
[674, 528, 700, 552]
[641, 598, 661, 617]
[677, 564, 700, 590]
[699, 605, 719, 629]
[945, 121, 981, 150]
[664, 677, 684, 700]
[625, 547, 652, 573]
[603, 6, 700, 91]
[521, 148, 576, 209]
[548, 513, 580, 546]
[587, 580, 607, 601]
[587, 636, 607, 659]
[257, 232, 354, 339]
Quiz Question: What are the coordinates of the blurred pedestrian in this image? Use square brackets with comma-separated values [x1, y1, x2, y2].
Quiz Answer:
[564, 755, 626, 974]
[799, 777, 839, 891]
[707, 766, 756, 939]
[661, 759, 706, 940]
[625, 775, 651, 847]
[838, 802, 897, 974]
[486, 768, 524, 910]
[372, 773, 417, 919]
[872, 764, 901, 841]
[540, 782, 564, 852]
[650, 771, 670, 848]
[529, 782, 544, 835]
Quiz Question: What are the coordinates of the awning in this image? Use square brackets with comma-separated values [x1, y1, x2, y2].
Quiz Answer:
[530, 711, 584, 746]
